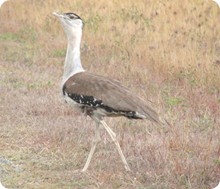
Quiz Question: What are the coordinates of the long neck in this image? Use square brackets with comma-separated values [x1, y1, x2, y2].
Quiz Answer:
[62, 30, 85, 85]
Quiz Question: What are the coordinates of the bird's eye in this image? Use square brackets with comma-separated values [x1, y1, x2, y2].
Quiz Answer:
[65, 13, 81, 20]
[69, 14, 77, 19]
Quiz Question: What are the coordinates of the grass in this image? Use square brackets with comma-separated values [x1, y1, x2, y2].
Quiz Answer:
[0, 0, 219, 188]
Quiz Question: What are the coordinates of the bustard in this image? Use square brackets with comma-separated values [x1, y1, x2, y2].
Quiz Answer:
[53, 12, 161, 172]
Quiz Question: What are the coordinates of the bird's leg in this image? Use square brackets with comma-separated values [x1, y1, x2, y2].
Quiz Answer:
[100, 120, 131, 171]
[82, 122, 100, 172]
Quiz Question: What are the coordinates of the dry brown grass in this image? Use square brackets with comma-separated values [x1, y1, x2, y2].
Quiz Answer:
[0, 0, 219, 188]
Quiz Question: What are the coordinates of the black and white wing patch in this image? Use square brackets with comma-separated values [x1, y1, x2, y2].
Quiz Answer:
[65, 92, 104, 107]
[62, 84, 143, 119]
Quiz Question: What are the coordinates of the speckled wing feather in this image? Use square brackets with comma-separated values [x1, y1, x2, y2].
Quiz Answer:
[63, 72, 160, 123]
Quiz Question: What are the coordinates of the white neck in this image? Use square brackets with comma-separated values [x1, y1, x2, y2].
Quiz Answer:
[62, 30, 85, 86]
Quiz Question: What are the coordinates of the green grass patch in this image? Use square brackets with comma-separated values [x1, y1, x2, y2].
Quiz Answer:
[166, 96, 184, 107]
[0, 32, 20, 42]
[0, 27, 37, 43]
[51, 49, 66, 57]
[85, 14, 103, 33]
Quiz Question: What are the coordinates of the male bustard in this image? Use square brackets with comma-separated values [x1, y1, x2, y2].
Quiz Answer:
[53, 12, 161, 172]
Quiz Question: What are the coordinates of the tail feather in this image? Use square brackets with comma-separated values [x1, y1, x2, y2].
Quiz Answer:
[134, 97, 162, 124]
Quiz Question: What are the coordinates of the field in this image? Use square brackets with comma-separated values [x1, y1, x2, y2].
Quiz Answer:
[0, 0, 220, 188]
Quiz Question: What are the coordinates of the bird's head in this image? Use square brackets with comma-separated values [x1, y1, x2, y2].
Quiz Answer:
[53, 12, 83, 40]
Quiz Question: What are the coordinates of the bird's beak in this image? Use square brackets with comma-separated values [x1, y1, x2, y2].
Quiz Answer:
[53, 12, 63, 18]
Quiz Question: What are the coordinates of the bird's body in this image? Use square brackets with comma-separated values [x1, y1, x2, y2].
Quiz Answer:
[53, 12, 160, 172]
[63, 72, 160, 122]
